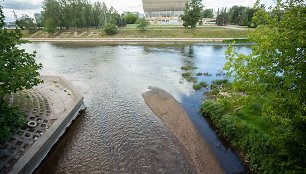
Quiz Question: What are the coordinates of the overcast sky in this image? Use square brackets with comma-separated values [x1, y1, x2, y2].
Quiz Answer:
[0, 0, 276, 22]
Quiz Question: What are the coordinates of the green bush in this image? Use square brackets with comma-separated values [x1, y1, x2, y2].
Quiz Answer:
[0, 104, 25, 143]
[182, 72, 197, 83]
[181, 65, 197, 71]
[193, 81, 209, 90]
[104, 23, 118, 35]
[201, 95, 306, 173]
[211, 79, 229, 89]
[136, 18, 149, 31]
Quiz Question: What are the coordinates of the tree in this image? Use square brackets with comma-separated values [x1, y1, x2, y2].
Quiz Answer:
[136, 17, 149, 31]
[203, 9, 214, 18]
[0, 6, 42, 142]
[16, 15, 37, 33]
[42, 0, 123, 30]
[216, 8, 229, 26]
[224, 0, 306, 125]
[124, 12, 139, 24]
[104, 23, 117, 35]
[44, 17, 56, 33]
[240, 7, 257, 27]
[180, 0, 204, 28]
[228, 6, 246, 25]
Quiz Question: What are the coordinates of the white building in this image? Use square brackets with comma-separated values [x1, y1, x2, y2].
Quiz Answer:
[142, 0, 188, 24]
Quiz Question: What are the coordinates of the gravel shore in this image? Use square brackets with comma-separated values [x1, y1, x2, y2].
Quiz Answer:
[142, 86, 224, 174]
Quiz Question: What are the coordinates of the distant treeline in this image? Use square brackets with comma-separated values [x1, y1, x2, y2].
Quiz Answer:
[216, 6, 258, 27]
[42, 0, 127, 32]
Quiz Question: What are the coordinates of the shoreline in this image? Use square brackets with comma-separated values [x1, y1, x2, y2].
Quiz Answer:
[23, 37, 248, 43]
[142, 86, 224, 174]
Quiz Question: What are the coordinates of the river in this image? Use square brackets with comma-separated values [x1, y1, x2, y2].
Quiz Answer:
[23, 42, 251, 174]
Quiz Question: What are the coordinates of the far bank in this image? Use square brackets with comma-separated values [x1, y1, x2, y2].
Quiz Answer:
[21, 25, 252, 40]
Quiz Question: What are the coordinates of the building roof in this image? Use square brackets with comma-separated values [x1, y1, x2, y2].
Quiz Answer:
[142, 0, 188, 12]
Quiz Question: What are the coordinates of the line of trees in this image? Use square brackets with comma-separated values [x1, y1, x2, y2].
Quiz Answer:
[181, 0, 259, 28]
[216, 6, 258, 27]
[42, 0, 126, 32]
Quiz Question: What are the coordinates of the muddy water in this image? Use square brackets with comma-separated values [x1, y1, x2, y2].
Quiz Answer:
[23, 42, 251, 174]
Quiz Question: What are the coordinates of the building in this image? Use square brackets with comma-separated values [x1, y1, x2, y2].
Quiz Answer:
[142, 0, 188, 24]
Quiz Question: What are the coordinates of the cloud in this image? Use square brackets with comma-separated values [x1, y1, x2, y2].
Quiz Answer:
[204, 0, 276, 10]
[1, 0, 43, 10]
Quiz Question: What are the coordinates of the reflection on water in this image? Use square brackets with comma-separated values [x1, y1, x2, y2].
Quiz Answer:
[22, 42, 252, 174]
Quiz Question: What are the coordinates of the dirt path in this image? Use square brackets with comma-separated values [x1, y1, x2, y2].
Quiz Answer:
[142, 87, 224, 174]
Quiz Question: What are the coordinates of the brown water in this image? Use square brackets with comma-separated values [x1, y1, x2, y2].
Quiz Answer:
[23, 42, 251, 174]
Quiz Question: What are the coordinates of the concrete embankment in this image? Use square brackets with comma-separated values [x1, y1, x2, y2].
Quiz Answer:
[0, 76, 85, 174]
[23, 37, 247, 43]
[142, 86, 224, 174]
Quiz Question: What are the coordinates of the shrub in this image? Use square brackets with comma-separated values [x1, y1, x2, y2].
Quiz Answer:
[193, 81, 208, 90]
[201, 95, 306, 173]
[0, 104, 25, 143]
[104, 23, 117, 35]
[136, 18, 149, 31]
[182, 72, 197, 83]
[181, 65, 197, 71]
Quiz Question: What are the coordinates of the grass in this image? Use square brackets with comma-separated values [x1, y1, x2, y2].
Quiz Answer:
[222, 38, 251, 43]
[196, 72, 212, 76]
[211, 79, 229, 90]
[21, 25, 252, 38]
[181, 65, 197, 71]
[182, 72, 197, 83]
[193, 81, 209, 90]
[201, 83, 306, 173]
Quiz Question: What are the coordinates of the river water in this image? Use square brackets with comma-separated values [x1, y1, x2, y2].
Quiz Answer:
[23, 42, 251, 174]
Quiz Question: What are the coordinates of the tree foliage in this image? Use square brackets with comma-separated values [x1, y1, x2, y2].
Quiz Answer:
[228, 5, 258, 27]
[124, 12, 139, 24]
[136, 17, 149, 31]
[224, 0, 306, 125]
[104, 23, 117, 35]
[0, 6, 42, 142]
[229, 6, 246, 25]
[216, 8, 229, 26]
[16, 15, 37, 33]
[203, 9, 214, 18]
[42, 0, 125, 31]
[181, 0, 204, 28]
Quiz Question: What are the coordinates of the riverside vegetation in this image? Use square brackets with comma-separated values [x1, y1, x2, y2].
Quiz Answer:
[0, 7, 42, 143]
[201, 1, 305, 173]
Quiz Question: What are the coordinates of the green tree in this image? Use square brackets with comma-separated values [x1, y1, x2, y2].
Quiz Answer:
[44, 17, 56, 33]
[228, 6, 246, 25]
[42, 0, 123, 30]
[181, 0, 204, 28]
[224, 0, 306, 125]
[0, 6, 42, 142]
[203, 9, 214, 18]
[216, 8, 229, 26]
[104, 23, 117, 35]
[16, 15, 37, 33]
[136, 17, 149, 31]
[124, 12, 139, 24]
[240, 7, 257, 27]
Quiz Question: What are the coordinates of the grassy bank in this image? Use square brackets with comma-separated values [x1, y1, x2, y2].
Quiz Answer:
[201, 81, 306, 173]
[21, 25, 252, 38]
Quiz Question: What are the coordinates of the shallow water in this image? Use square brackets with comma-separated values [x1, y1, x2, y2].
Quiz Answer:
[23, 42, 251, 173]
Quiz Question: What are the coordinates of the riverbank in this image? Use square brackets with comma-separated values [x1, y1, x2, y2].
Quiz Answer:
[21, 25, 251, 39]
[200, 80, 306, 173]
[0, 76, 85, 173]
[23, 37, 248, 43]
[142, 87, 224, 174]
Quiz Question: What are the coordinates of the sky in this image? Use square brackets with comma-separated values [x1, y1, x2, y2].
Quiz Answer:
[0, 0, 276, 22]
